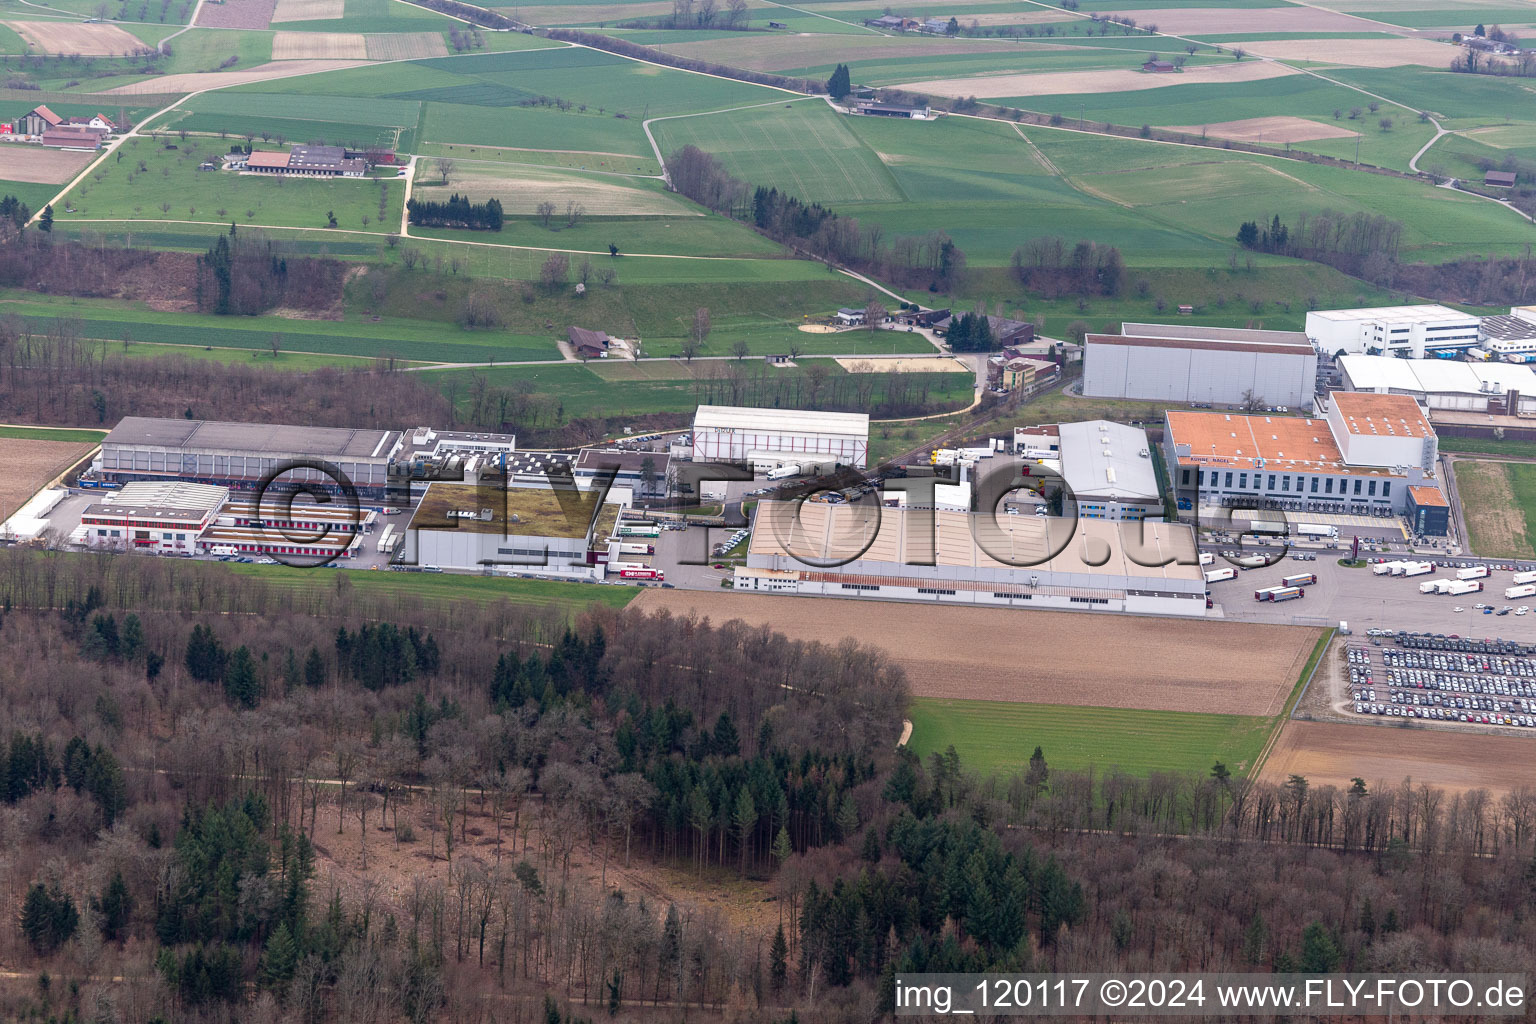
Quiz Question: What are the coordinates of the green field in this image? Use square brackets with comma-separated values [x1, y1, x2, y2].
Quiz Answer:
[55, 137, 404, 233]
[907, 698, 1277, 778]
[1455, 458, 1536, 560]
[0, 424, 106, 442]
[271, 0, 462, 33]
[228, 562, 637, 610]
[152, 92, 423, 151]
[1440, 436, 1536, 459]
[652, 99, 905, 205]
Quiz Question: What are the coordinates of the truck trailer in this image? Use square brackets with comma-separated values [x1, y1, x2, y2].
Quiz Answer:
[618, 542, 656, 555]
[1512, 570, 1536, 585]
[1420, 578, 1452, 594]
[1401, 562, 1434, 578]
[1507, 584, 1536, 600]
[1248, 521, 1286, 535]
[1297, 523, 1339, 538]
[1282, 573, 1318, 588]
[1372, 561, 1404, 576]
[1199, 552, 1215, 567]
[1255, 586, 1284, 601]
[1204, 567, 1237, 584]
[1269, 586, 1305, 603]
[1446, 579, 1484, 596]
[1456, 565, 1490, 580]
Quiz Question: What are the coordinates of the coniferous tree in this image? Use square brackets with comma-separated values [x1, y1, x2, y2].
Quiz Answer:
[826, 63, 851, 99]
[94, 871, 133, 942]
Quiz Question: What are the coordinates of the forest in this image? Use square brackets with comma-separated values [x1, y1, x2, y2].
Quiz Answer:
[1, 549, 1534, 1024]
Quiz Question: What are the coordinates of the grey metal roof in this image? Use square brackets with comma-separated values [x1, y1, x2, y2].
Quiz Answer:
[1120, 322, 1311, 348]
[104, 416, 400, 461]
[1056, 420, 1160, 502]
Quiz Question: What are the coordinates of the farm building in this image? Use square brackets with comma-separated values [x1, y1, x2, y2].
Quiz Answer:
[834, 308, 865, 325]
[1083, 322, 1316, 408]
[399, 480, 623, 575]
[73, 481, 228, 554]
[1485, 170, 1518, 188]
[736, 499, 1206, 616]
[1305, 304, 1480, 358]
[1057, 420, 1162, 521]
[573, 447, 670, 498]
[1163, 392, 1442, 516]
[16, 105, 61, 137]
[41, 125, 103, 150]
[918, 17, 950, 33]
[1142, 59, 1177, 72]
[894, 307, 949, 328]
[94, 416, 402, 498]
[863, 14, 917, 29]
[691, 405, 870, 471]
[567, 326, 611, 358]
[1337, 354, 1536, 416]
[244, 144, 367, 177]
[852, 100, 931, 119]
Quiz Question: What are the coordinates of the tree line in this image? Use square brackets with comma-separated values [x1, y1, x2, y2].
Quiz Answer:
[1010, 235, 1126, 299]
[406, 194, 505, 231]
[1235, 208, 1404, 282]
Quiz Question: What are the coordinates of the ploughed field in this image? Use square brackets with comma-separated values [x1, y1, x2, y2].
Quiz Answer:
[1261, 719, 1536, 795]
[632, 590, 1320, 716]
[0, 437, 98, 520]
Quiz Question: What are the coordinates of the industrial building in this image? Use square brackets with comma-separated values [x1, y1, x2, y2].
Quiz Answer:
[1056, 420, 1162, 521]
[573, 448, 670, 498]
[399, 481, 623, 574]
[691, 406, 869, 472]
[1083, 322, 1316, 408]
[1337, 355, 1536, 417]
[1407, 485, 1450, 537]
[1163, 392, 1441, 516]
[1305, 305, 1480, 358]
[1476, 306, 1536, 362]
[96, 417, 402, 498]
[74, 481, 229, 554]
[735, 500, 1205, 616]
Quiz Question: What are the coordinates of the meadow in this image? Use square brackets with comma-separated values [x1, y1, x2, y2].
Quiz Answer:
[151, 91, 423, 150]
[1454, 458, 1536, 560]
[54, 136, 405, 233]
[271, 0, 461, 33]
[906, 698, 1278, 778]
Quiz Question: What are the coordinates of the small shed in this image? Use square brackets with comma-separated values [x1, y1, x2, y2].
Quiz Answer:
[1142, 58, 1177, 72]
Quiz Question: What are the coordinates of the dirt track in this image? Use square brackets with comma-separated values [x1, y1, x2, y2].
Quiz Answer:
[633, 590, 1319, 715]
[1261, 719, 1536, 794]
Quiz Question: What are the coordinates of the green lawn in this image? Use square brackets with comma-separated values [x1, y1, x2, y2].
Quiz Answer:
[271, 0, 463, 32]
[227, 562, 637, 609]
[0, 424, 106, 442]
[907, 698, 1277, 778]
[55, 137, 404, 233]
[1440, 436, 1536, 459]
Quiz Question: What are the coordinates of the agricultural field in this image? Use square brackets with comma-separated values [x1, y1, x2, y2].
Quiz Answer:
[907, 698, 1277, 778]
[1260, 719, 1536, 794]
[1453, 458, 1536, 560]
[52, 135, 404, 232]
[0, 435, 97, 521]
[630, 589, 1321, 716]
[228, 561, 638, 610]
[1, 20, 152, 56]
[151, 91, 422, 150]
[0, 145, 95, 184]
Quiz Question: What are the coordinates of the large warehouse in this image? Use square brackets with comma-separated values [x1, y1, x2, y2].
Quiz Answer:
[735, 499, 1205, 616]
[95, 417, 403, 498]
[400, 481, 623, 574]
[1056, 420, 1162, 521]
[1163, 392, 1441, 516]
[1305, 305, 1480, 358]
[1338, 354, 1536, 417]
[691, 406, 869, 471]
[1083, 322, 1316, 408]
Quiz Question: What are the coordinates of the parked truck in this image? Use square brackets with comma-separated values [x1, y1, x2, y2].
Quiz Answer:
[1255, 586, 1284, 601]
[1372, 561, 1404, 576]
[1446, 579, 1484, 596]
[1204, 567, 1237, 584]
[767, 464, 801, 481]
[1297, 523, 1339, 538]
[1513, 570, 1536, 585]
[1282, 572, 1318, 588]
[1457, 565, 1490, 580]
[1420, 578, 1452, 594]
[1198, 552, 1215, 567]
[1507, 584, 1536, 600]
[618, 542, 655, 555]
[1401, 562, 1434, 578]
[1249, 521, 1286, 535]
[1269, 586, 1305, 603]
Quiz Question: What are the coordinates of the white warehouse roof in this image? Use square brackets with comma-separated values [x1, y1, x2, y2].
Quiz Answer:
[1340, 355, 1536, 395]
[1056, 420, 1159, 502]
[1310, 304, 1475, 325]
[693, 405, 869, 436]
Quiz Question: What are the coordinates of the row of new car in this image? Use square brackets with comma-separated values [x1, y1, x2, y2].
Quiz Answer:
[1382, 648, 1536, 677]
[1384, 668, 1536, 700]
[1369, 630, 1533, 656]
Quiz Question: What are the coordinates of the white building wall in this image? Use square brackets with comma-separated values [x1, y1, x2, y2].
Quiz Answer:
[1084, 342, 1313, 407]
[692, 427, 868, 469]
[405, 529, 592, 574]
